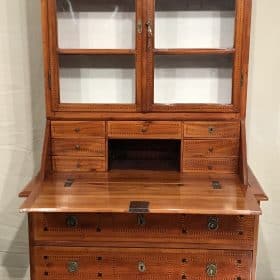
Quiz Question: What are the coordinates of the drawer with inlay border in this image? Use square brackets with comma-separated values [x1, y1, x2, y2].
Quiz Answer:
[31, 213, 255, 249]
[52, 156, 106, 172]
[184, 122, 240, 138]
[184, 139, 239, 158]
[33, 246, 252, 280]
[52, 139, 106, 157]
[51, 121, 106, 139]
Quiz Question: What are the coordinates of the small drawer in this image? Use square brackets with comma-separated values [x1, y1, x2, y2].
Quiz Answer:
[183, 158, 239, 173]
[34, 246, 252, 280]
[184, 139, 239, 158]
[108, 121, 182, 139]
[184, 122, 240, 138]
[52, 139, 105, 157]
[51, 121, 105, 139]
[52, 156, 106, 172]
[32, 213, 255, 249]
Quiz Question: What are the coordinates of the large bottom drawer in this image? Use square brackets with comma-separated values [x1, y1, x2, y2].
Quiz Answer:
[33, 246, 252, 280]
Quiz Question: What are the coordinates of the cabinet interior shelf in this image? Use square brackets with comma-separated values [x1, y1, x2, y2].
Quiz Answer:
[57, 49, 136, 55]
[154, 49, 235, 55]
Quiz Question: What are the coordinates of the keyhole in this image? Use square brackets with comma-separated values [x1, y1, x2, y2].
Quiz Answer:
[138, 261, 146, 272]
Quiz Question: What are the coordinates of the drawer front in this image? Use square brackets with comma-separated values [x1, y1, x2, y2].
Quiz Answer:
[108, 121, 182, 139]
[184, 122, 240, 138]
[52, 156, 106, 172]
[51, 121, 105, 139]
[184, 139, 239, 158]
[34, 246, 252, 280]
[52, 139, 105, 157]
[183, 158, 239, 173]
[32, 213, 255, 249]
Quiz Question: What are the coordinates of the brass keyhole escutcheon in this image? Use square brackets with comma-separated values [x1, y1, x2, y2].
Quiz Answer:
[66, 215, 78, 228]
[208, 217, 219, 231]
[138, 261, 146, 273]
[67, 261, 79, 273]
[206, 263, 217, 277]
[208, 126, 215, 134]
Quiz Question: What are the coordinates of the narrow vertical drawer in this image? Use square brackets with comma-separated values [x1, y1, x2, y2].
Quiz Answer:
[52, 139, 105, 157]
[184, 122, 240, 138]
[184, 139, 239, 158]
[51, 121, 105, 138]
[52, 156, 106, 172]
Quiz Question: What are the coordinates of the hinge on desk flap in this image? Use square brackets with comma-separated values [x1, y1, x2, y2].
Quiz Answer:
[64, 178, 74, 187]
[129, 201, 149, 213]
[212, 181, 222, 189]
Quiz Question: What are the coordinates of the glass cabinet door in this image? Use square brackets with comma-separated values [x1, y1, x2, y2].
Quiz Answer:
[147, 0, 241, 111]
[50, 0, 141, 110]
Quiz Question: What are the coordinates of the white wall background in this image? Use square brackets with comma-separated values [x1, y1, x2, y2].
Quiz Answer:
[0, 0, 279, 279]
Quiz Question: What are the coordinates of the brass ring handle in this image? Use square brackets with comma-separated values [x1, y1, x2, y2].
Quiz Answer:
[208, 216, 219, 231]
[66, 215, 78, 227]
[67, 261, 79, 273]
[206, 263, 217, 277]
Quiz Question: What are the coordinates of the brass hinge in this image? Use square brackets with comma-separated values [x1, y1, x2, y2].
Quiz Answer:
[48, 71, 52, 91]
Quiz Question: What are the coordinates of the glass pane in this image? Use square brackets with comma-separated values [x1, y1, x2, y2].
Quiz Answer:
[155, 0, 235, 49]
[154, 55, 232, 104]
[59, 55, 135, 104]
[56, 0, 135, 49]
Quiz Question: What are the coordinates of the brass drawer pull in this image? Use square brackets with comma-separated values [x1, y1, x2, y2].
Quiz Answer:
[67, 261, 78, 273]
[208, 216, 219, 231]
[208, 146, 214, 153]
[138, 261, 146, 273]
[75, 144, 81, 150]
[206, 263, 217, 277]
[74, 127, 80, 133]
[66, 215, 78, 227]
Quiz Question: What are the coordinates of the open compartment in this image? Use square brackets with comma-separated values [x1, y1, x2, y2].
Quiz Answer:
[109, 139, 181, 171]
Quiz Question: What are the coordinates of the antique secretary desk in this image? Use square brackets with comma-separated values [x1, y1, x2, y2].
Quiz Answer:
[20, 0, 268, 279]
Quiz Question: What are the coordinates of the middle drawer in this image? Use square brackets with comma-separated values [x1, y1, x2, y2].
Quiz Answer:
[31, 213, 255, 249]
[184, 139, 239, 158]
[52, 138, 105, 157]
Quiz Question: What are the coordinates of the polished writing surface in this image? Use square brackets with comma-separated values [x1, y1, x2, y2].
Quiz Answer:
[20, 171, 260, 215]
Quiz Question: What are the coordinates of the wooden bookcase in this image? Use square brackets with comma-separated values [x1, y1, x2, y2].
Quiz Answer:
[20, 0, 268, 279]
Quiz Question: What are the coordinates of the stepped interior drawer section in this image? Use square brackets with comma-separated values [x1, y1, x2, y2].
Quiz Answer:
[52, 139, 105, 157]
[108, 121, 182, 139]
[51, 121, 106, 138]
[184, 122, 240, 138]
[33, 246, 252, 280]
[52, 156, 106, 172]
[31, 213, 255, 249]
